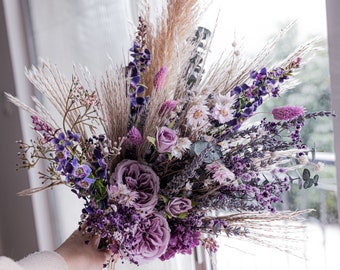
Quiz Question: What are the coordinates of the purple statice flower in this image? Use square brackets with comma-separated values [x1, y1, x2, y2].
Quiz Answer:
[160, 213, 202, 261]
[81, 203, 143, 261]
[110, 159, 159, 213]
[153, 66, 167, 90]
[272, 105, 305, 120]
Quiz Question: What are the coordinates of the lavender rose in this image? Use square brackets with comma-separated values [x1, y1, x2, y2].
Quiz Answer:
[130, 213, 170, 263]
[156, 127, 177, 153]
[166, 197, 192, 217]
[110, 159, 159, 213]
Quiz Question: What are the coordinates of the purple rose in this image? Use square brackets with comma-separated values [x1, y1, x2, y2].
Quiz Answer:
[166, 197, 192, 217]
[130, 213, 170, 263]
[156, 127, 177, 153]
[110, 160, 159, 213]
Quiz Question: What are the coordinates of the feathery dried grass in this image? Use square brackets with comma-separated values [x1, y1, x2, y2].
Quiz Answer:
[138, 0, 207, 155]
[25, 61, 88, 138]
[143, 0, 203, 96]
[208, 210, 312, 255]
[97, 65, 130, 144]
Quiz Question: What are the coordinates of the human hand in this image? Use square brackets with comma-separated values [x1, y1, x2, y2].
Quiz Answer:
[55, 229, 110, 270]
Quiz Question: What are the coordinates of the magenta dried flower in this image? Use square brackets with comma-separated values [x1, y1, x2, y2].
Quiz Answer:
[128, 126, 143, 146]
[272, 106, 305, 120]
[159, 100, 177, 115]
[153, 66, 167, 90]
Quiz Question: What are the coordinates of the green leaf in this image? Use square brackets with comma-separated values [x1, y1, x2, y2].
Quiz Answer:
[303, 179, 314, 189]
[313, 174, 319, 186]
[177, 212, 188, 219]
[190, 141, 222, 163]
[302, 169, 311, 180]
[160, 195, 169, 204]
[190, 141, 209, 156]
[147, 136, 156, 146]
[94, 179, 107, 201]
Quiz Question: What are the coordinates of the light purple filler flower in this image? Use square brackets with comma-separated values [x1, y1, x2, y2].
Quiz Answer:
[166, 197, 192, 217]
[110, 159, 159, 213]
[130, 213, 170, 263]
[272, 106, 305, 120]
[156, 127, 178, 153]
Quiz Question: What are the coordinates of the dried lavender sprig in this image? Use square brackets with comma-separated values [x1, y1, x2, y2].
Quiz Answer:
[304, 111, 336, 119]
[162, 145, 211, 196]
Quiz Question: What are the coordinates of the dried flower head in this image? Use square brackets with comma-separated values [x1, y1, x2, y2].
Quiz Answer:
[272, 105, 305, 120]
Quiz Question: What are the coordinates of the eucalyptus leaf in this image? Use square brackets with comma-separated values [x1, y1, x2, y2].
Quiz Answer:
[190, 141, 222, 163]
[302, 169, 311, 180]
[313, 174, 319, 186]
[303, 179, 314, 189]
[178, 212, 188, 219]
[190, 141, 209, 156]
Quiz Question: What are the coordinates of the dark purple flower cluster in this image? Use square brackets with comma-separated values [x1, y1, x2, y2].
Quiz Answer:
[83, 135, 109, 180]
[262, 117, 305, 148]
[126, 18, 151, 110]
[51, 131, 98, 191]
[160, 213, 202, 261]
[228, 65, 295, 129]
[81, 203, 142, 263]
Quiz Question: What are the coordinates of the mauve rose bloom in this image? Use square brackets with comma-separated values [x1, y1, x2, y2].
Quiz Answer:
[127, 126, 143, 146]
[110, 159, 159, 213]
[156, 127, 177, 153]
[166, 197, 192, 217]
[131, 213, 170, 263]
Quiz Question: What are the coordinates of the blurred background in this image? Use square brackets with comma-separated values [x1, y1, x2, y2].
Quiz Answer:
[0, 0, 339, 269]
